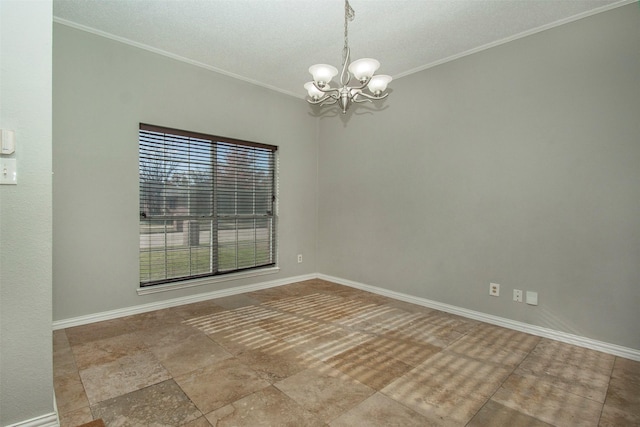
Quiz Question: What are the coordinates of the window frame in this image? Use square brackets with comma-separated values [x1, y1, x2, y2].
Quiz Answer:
[138, 123, 278, 288]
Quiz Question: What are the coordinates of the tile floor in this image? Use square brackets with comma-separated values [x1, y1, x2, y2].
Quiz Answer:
[53, 279, 640, 426]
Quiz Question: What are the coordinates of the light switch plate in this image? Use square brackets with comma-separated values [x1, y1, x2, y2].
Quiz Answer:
[0, 158, 17, 185]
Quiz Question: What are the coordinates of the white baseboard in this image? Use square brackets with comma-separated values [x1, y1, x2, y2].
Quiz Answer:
[52, 271, 640, 362]
[318, 273, 640, 362]
[6, 413, 58, 427]
[52, 273, 317, 330]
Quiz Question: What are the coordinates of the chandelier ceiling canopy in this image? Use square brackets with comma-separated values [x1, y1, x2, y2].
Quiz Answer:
[304, 0, 392, 114]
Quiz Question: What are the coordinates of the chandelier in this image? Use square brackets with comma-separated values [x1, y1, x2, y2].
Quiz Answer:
[304, 0, 392, 114]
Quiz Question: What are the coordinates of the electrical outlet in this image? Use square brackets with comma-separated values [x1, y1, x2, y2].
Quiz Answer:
[297, 254, 303, 263]
[513, 289, 523, 302]
[490, 283, 500, 297]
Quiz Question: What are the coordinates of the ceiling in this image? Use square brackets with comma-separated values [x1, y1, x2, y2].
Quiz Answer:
[53, 0, 627, 99]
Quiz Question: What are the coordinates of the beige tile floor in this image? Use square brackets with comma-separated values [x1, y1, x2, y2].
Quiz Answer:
[53, 279, 640, 427]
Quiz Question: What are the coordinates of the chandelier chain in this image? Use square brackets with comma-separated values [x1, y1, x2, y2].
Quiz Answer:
[343, 0, 355, 65]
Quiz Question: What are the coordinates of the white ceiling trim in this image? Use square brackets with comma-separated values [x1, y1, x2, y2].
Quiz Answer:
[53, 0, 634, 100]
[394, 0, 635, 80]
[53, 16, 303, 99]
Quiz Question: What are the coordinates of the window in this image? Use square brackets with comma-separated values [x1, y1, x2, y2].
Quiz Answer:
[139, 124, 277, 287]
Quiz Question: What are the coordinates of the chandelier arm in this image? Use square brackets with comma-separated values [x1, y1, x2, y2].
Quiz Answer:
[349, 77, 372, 91]
[307, 96, 336, 105]
[312, 81, 340, 95]
[319, 97, 339, 107]
[351, 95, 372, 104]
[353, 91, 389, 101]
[307, 93, 339, 105]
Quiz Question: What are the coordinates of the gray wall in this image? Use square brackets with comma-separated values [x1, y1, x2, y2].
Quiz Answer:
[317, 4, 640, 350]
[0, 0, 54, 425]
[53, 24, 318, 320]
[53, 4, 639, 352]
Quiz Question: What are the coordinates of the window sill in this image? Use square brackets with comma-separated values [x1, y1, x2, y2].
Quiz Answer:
[136, 266, 280, 295]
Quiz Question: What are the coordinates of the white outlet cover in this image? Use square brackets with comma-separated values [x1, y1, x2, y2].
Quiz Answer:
[526, 291, 538, 305]
[490, 283, 500, 296]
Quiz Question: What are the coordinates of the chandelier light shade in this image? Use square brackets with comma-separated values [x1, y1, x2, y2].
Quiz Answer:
[308, 64, 338, 87]
[304, 82, 326, 99]
[304, 0, 392, 114]
[367, 74, 392, 95]
[348, 58, 379, 81]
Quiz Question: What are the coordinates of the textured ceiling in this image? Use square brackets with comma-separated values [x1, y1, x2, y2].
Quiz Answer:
[53, 0, 628, 99]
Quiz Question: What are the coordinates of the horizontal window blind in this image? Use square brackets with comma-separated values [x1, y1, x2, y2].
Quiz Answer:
[139, 123, 277, 286]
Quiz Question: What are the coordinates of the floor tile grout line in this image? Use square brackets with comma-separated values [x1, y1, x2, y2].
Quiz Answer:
[474, 336, 615, 426]
[462, 336, 540, 426]
[62, 328, 95, 422]
[596, 355, 618, 426]
[521, 338, 615, 404]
